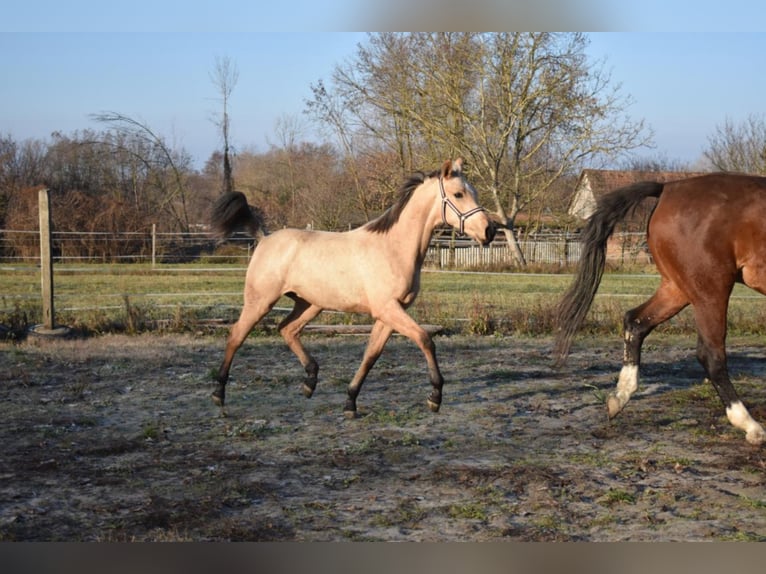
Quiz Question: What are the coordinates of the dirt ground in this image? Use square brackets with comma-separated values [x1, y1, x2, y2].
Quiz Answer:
[1, 330, 764, 541]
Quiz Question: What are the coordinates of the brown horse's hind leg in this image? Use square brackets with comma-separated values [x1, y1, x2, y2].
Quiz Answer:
[693, 299, 766, 445]
[608, 281, 688, 419]
[213, 299, 274, 407]
[278, 296, 322, 398]
[344, 320, 393, 418]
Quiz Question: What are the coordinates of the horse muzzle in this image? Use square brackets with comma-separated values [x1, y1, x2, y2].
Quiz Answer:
[458, 213, 495, 246]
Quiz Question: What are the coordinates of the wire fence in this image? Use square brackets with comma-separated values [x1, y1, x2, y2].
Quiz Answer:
[0, 228, 224, 265]
[0, 228, 649, 268]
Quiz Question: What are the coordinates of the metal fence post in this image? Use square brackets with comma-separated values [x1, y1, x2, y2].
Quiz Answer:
[152, 223, 156, 268]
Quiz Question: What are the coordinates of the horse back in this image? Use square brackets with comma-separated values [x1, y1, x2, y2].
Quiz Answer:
[649, 173, 766, 273]
[652, 173, 766, 227]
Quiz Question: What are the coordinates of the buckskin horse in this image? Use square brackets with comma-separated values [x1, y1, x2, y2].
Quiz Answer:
[210, 158, 495, 417]
[555, 173, 766, 445]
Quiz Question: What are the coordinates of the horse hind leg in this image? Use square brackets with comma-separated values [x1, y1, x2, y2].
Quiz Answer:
[213, 298, 274, 407]
[694, 299, 766, 445]
[608, 282, 688, 419]
[278, 296, 322, 398]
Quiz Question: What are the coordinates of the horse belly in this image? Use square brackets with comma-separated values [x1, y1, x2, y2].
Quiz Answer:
[295, 281, 371, 313]
[284, 249, 373, 313]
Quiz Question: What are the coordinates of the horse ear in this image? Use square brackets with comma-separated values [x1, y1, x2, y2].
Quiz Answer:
[441, 159, 452, 179]
[452, 157, 463, 174]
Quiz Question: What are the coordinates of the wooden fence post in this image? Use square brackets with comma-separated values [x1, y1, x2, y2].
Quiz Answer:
[32, 187, 69, 337]
[38, 188, 54, 330]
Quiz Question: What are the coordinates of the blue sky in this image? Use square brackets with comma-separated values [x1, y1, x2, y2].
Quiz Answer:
[2, 5, 766, 170]
[1, 33, 367, 167]
[585, 33, 766, 167]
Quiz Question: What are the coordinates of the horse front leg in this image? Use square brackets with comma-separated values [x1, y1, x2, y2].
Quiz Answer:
[423, 338, 444, 412]
[344, 320, 393, 418]
[375, 302, 444, 413]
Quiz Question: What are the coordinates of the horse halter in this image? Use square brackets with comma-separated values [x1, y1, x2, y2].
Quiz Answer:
[439, 176, 486, 235]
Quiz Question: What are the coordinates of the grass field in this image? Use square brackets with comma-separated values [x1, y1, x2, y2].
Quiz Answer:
[2, 263, 766, 337]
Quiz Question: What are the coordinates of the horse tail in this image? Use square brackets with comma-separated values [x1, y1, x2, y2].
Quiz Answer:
[553, 181, 665, 364]
[210, 191, 267, 240]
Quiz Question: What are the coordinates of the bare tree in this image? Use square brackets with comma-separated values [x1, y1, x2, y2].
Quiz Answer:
[0, 134, 47, 225]
[705, 114, 766, 175]
[270, 114, 304, 223]
[308, 33, 652, 266]
[91, 112, 193, 231]
[306, 79, 387, 220]
[233, 141, 355, 230]
[620, 153, 692, 173]
[210, 56, 239, 194]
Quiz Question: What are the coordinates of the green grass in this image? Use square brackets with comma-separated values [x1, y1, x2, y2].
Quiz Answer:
[599, 488, 637, 506]
[2, 263, 766, 337]
[447, 502, 490, 521]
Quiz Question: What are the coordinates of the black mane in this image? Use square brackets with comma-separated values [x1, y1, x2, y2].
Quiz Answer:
[365, 169, 440, 234]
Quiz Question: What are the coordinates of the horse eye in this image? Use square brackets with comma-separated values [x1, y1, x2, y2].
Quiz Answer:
[454, 192, 464, 199]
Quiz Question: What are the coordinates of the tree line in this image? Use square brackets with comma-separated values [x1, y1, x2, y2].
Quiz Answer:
[2, 33, 764, 264]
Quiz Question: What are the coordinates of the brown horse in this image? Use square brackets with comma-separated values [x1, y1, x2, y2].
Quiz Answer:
[555, 173, 766, 445]
[210, 158, 495, 417]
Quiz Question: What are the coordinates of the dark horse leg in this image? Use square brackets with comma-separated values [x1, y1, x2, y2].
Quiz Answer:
[555, 175, 766, 445]
[279, 295, 322, 398]
[693, 296, 766, 445]
[213, 298, 275, 407]
[612, 274, 765, 444]
[344, 320, 393, 418]
[607, 280, 688, 418]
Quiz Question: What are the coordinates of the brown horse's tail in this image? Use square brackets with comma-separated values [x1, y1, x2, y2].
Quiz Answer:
[553, 181, 665, 364]
[210, 191, 267, 240]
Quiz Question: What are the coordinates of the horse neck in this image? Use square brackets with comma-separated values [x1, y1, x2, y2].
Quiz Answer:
[388, 180, 441, 260]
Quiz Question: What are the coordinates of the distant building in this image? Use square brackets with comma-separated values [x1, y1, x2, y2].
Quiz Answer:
[568, 169, 709, 264]
[568, 169, 709, 222]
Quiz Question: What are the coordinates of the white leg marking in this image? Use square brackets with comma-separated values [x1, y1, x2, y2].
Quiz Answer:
[726, 401, 766, 445]
[615, 364, 639, 398]
[607, 364, 639, 418]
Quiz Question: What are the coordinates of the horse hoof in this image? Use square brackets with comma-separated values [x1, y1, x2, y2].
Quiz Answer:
[211, 392, 225, 407]
[606, 395, 622, 419]
[344, 410, 358, 420]
[302, 384, 315, 398]
[427, 399, 441, 413]
[745, 426, 766, 446]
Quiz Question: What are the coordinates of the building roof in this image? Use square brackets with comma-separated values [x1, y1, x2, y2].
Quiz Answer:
[569, 168, 710, 221]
